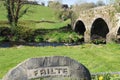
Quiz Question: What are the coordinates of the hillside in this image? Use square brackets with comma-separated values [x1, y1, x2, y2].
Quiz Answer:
[20, 5, 55, 21]
[0, 2, 70, 29]
[0, 2, 7, 20]
[0, 2, 55, 21]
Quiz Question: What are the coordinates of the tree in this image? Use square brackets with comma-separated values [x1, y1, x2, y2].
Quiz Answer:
[4, 0, 29, 30]
[48, 1, 61, 8]
[96, 0, 105, 6]
[48, 1, 62, 19]
[109, 0, 119, 4]
[108, 0, 120, 13]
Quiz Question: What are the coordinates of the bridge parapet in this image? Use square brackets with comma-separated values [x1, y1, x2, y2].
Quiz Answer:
[73, 5, 120, 43]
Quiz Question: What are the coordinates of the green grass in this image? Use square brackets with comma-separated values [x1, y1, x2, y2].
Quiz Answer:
[0, 2, 70, 29]
[20, 5, 55, 21]
[34, 19, 71, 29]
[0, 43, 120, 78]
[0, 3, 55, 21]
[0, 2, 7, 20]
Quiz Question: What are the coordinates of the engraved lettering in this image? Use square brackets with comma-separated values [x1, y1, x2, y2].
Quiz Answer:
[63, 68, 68, 74]
[40, 69, 46, 76]
[27, 66, 70, 79]
[34, 70, 38, 76]
[55, 68, 62, 74]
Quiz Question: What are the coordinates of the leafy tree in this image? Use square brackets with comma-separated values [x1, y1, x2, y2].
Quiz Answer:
[48, 1, 61, 9]
[48, 1, 62, 19]
[109, 0, 119, 4]
[96, 0, 105, 6]
[4, 0, 29, 31]
[109, 0, 120, 13]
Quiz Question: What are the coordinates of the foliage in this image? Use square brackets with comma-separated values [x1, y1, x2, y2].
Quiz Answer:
[33, 26, 82, 43]
[91, 39, 106, 44]
[92, 73, 120, 80]
[0, 27, 11, 36]
[43, 31, 82, 43]
[109, 0, 120, 13]
[48, 1, 61, 9]
[34, 35, 44, 42]
[0, 36, 6, 42]
[114, 4, 120, 13]
[70, 11, 78, 27]
[0, 26, 11, 42]
[0, 25, 81, 43]
[59, 9, 73, 21]
[48, 1, 72, 21]
[96, 0, 105, 7]
[13, 26, 34, 42]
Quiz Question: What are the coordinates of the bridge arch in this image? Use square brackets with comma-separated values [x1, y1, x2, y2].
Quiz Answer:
[90, 18, 109, 43]
[74, 20, 86, 42]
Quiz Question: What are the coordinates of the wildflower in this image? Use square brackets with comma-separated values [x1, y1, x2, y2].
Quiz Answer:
[99, 76, 103, 80]
[113, 74, 118, 77]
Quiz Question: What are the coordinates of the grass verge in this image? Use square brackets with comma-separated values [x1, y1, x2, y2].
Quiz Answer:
[0, 43, 120, 78]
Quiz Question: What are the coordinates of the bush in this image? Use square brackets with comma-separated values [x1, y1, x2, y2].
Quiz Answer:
[34, 35, 44, 42]
[0, 27, 11, 42]
[0, 27, 11, 36]
[58, 9, 73, 21]
[0, 36, 6, 42]
[91, 39, 106, 44]
[43, 31, 83, 43]
[13, 26, 34, 42]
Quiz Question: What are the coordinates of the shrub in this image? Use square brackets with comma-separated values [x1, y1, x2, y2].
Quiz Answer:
[0, 27, 11, 42]
[43, 31, 83, 43]
[91, 39, 106, 44]
[34, 35, 44, 42]
[0, 36, 6, 42]
[0, 27, 11, 36]
[13, 26, 34, 42]
[58, 9, 73, 21]
[10, 36, 19, 42]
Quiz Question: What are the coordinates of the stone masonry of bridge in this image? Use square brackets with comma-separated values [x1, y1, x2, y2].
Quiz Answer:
[73, 5, 120, 43]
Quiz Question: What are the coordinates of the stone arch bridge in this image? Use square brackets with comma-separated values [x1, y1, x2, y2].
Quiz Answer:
[73, 5, 120, 43]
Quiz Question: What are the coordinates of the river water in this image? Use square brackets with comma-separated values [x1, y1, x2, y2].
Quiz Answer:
[0, 42, 81, 48]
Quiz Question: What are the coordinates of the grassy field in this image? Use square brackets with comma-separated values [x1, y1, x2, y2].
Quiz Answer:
[0, 43, 120, 78]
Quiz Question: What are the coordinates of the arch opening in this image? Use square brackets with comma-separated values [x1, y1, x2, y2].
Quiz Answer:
[117, 27, 120, 43]
[91, 18, 109, 44]
[74, 20, 86, 43]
